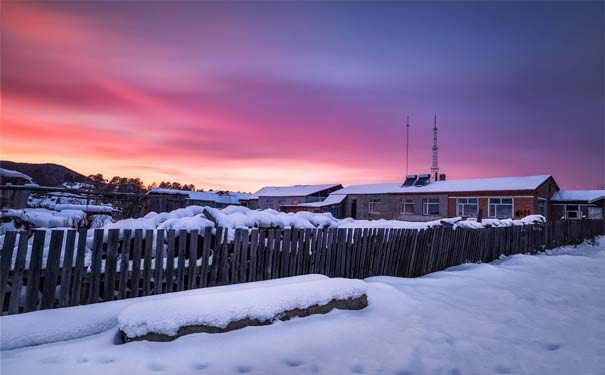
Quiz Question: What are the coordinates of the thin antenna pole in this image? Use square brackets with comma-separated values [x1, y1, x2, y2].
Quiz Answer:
[405, 116, 410, 177]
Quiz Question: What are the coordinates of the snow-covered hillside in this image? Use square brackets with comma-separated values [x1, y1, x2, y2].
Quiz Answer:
[1, 238, 603, 375]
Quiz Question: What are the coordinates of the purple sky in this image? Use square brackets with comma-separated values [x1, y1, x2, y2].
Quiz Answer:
[2, 1, 603, 191]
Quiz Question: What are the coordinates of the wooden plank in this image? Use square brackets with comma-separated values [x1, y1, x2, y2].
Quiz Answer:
[296, 228, 305, 276]
[153, 230, 165, 295]
[231, 229, 242, 284]
[199, 227, 212, 287]
[342, 229, 352, 278]
[265, 229, 275, 279]
[302, 228, 312, 275]
[131, 229, 143, 297]
[40, 230, 64, 310]
[8, 232, 30, 314]
[176, 230, 187, 292]
[288, 229, 298, 276]
[165, 230, 176, 293]
[23, 231, 46, 312]
[142, 230, 154, 296]
[281, 228, 291, 278]
[239, 229, 249, 282]
[219, 229, 230, 285]
[248, 229, 259, 283]
[309, 228, 320, 274]
[70, 229, 87, 306]
[0, 231, 17, 311]
[188, 230, 199, 289]
[103, 229, 120, 302]
[88, 231, 106, 305]
[209, 226, 222, 287]
[118, 229, 132, 300]
[58, 230, 76, 308]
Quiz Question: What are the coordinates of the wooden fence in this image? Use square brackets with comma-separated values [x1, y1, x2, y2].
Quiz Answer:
[1, 219, 603, 315]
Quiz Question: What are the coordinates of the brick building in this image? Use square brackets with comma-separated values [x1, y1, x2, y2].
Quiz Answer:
[550, 190, 605, 220]
[246, 184, 343, 210]
[306, 175, 561, 221]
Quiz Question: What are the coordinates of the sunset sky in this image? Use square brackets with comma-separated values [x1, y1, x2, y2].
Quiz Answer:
[2, 1, 603, 192]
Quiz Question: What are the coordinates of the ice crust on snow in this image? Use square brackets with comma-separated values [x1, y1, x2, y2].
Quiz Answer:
[118, 278, 367, 338]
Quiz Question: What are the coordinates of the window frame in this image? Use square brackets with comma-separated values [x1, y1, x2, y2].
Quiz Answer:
[399, 198, 415, 215]
[369, 198, 381, 214]
[422, 198, 440, 216]
[565, 204, 580, 219]
[488, 197, 514, 219]
[456, 197, 478, 217]
[538, 198, 547, 217]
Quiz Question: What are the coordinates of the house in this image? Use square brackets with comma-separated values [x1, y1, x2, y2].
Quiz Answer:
[0, 168, 35, 209]
[550, 190, 605, 220]
[309, 174, 559, 221]
[146, 188, 250, 213]
[247, 184, 343, 211]
[280, 193, 347, 218]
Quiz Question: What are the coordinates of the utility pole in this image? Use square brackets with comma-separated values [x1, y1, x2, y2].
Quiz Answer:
[405, 116, 410, 177]
[431, 114, 439, 181]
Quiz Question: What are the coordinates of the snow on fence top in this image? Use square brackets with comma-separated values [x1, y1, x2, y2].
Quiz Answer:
[0, 168, 33, 182]
[551, 190, 605, 203]
[118, 278, 368, 339]
[249, 184, 341, 199]
[333, 175, 552, 195]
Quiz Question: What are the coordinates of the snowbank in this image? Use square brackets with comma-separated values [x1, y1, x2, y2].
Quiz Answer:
[0, 275, 328, 350]
[118, 278, 368, 340]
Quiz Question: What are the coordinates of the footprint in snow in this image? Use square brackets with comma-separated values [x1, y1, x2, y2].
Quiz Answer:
[283, 359, 304, 367]
[394, 371, 414, 375]
[544, 343, 561, 351]
[191, 362, 209, 371]
[495, 366, 513, 374]
[351, 364, 365, 374]
[97, 357, 116, 364]
[76, 357, 89, 364]
[39, 356, 63, 364]
[235, 365, 253, 373]
[147, 362, 165, 372]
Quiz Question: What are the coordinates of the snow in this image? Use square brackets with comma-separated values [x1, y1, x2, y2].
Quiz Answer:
[551, 189, 605, 202]
[249, 184, 341, 199]
[0, 168, 33, 182]
[297, 193, 347, 207]
[0, 275, 327, 350]
[1, 238, 604, 375]
[118, 278, 367, 339]
[53, 204, 114, 213]
[148, 188, 251, 205]
[334, 174, 552, 194]
[1, 208, 87, 228]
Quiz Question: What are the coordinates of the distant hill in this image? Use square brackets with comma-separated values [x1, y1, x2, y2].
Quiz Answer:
[0, 161, 89, 187]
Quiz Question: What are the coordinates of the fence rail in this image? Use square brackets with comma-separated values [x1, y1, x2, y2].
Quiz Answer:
[1, 219, 603, 315]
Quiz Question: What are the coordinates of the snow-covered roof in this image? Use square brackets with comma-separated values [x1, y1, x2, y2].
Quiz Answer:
[551, 190, 605, 203]
[0, 168, 33, 182]
[298, 194, 347, 208]
[148, 188, 250, 204]
[333, 175, 553, 195]
[249, 184, 341, 199]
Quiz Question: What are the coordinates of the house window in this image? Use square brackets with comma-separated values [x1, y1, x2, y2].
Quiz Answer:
[278, 200, 286, 207]
[588, 207, 602, 219]
[369, 199, 381, 213]
[400, 198, 414, 214]
[266, 200, 273, 209]
[538, 198, 547, 217]
[422, 198, 440, 215]
[322, 207, 341, 218]
[489, 198, 513, 218]
[565, 204, 580, 219]
[456, 198, 478, 217]
[291, 199, 301, 205]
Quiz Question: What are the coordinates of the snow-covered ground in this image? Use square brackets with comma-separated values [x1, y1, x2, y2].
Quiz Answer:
[1, 238, 604, 375]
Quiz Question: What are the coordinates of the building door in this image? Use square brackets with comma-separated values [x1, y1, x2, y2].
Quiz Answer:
[351, 199, 357, 219]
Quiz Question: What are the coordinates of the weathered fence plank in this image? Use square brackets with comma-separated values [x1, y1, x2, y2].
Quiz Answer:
[23, 231, 46, 313]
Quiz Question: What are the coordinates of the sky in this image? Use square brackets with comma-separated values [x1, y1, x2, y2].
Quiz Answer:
[1, 1, 603, 192]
